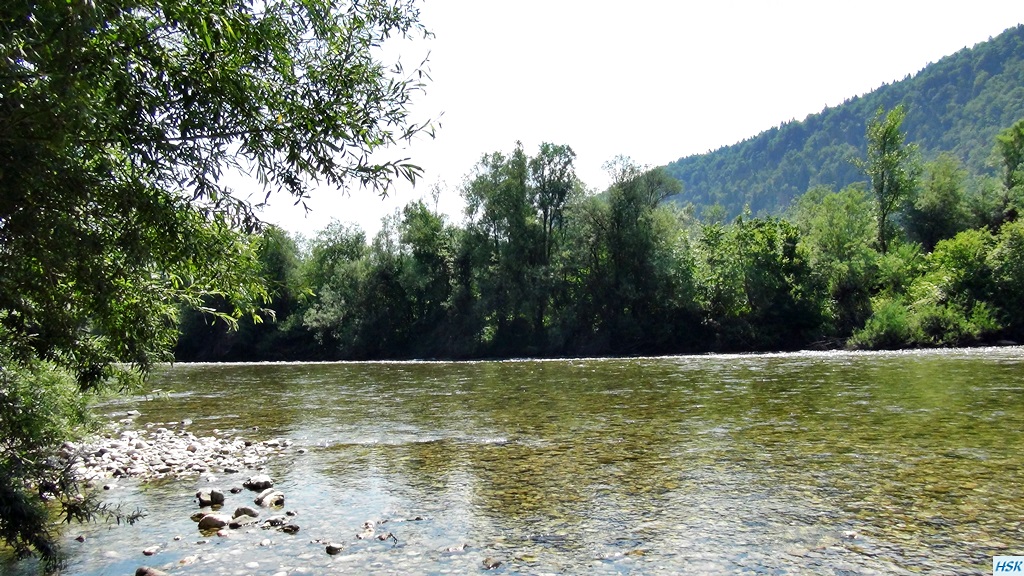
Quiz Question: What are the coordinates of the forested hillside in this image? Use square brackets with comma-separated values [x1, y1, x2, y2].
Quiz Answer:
[664, 24, 1024, 217]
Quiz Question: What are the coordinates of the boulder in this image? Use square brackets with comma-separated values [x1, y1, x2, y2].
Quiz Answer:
[197, 513, 232, 530]
[136, 568, 169, 576]
[195, 489, 225, 507]
[243, 474, 274, 491]
[262, 515, 287, 527]
[254, 488, 284, 507]
[229, 515, 260, 529]
[233, 506, 260, 519]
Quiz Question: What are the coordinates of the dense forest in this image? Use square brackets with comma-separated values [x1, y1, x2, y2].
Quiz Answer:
[176, 108, 1024, 361]
[664, 24, 1024, 218]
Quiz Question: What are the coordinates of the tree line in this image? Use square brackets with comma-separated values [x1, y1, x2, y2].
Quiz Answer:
[177, 113, 1024, 361]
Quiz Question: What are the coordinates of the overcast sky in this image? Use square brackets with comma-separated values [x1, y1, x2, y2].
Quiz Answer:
[256, 0, 1024, 238]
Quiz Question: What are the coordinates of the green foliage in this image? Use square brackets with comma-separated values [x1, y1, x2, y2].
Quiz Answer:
[848, 297, 913, 349]
[458, 142, 581, 355]
[904, 153, 970, 251]
[791, 185, 878, 335]
[851, 228, 1003, 349]
[174, 226, 316, 361]
[857, 105, 921, 253]
[301, 223, 371, 354]
[995, 118, 1024, 191]
[0, 330, 87, 570]
[989, 220, 1024, 337]
[181, 116, 1024, 361]
[665, 25, 1024, 217]
[694, 216, 825, 350]
[2, 0, 432, 564]
[874, 242, 925, 297]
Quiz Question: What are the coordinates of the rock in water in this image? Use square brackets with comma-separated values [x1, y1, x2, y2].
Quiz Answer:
[197, 513, 232, 530]
[243, 474, 274, 491]
[195, 489, 224, 507]
[254, 488, 285, 507]
[233, 506, 260, 519]
[228, 515, 260, 529]
[136, 568, 169, 576]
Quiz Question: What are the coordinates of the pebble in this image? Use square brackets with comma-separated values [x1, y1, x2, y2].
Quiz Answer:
[70, 417, 293, 482]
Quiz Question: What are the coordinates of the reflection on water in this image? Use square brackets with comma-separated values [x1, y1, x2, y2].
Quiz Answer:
[16, 349, 1024, 575]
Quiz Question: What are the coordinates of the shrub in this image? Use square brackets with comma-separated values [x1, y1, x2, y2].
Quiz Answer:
[849, 297, 913, 349]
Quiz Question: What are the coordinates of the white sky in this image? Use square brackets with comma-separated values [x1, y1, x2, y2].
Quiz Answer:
[256, 0, 1024, 238]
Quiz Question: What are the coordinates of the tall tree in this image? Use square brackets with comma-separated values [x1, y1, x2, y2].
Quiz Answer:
[461, 142, 577, 353]
[994, 118, 1024, 223]
[529, 143, 578, 265]
[791, 186, 878, 336]
[995, 118, 1024, 193]
[904, 153, 970, 251]
[0, 0, 432, 565]
[857, 105, 921, 254]
[601, 159, 682, 350]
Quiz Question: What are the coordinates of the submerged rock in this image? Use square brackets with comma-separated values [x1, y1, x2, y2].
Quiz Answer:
[136, 568, 169, 576]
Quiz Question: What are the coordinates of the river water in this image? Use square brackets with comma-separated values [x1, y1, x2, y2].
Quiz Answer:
[17, 348, 1024, 575]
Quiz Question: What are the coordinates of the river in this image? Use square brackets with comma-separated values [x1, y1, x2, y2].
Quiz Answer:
[15, 348, 1024, 575]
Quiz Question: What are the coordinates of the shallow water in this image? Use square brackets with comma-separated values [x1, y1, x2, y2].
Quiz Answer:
[17, 348, 1024, 575]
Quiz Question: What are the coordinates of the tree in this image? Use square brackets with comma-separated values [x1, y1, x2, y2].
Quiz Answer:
[1, 0, 432, 565]
[904, 154, 970, 251]
[300, 222, 370, 355]
[460, 142, 579, 354]
[995, 118, 1024, 193]
[599, 159, 684, 351]
[529, 143, 579, 265]
[791, 185, 878, 337]
[399, 200, 458, 355]
[856, 105, 921, 253]
[461, 143, 537, 352]
[993, 118, 1024, 223]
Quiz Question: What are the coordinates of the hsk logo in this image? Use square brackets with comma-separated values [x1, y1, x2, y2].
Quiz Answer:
[995, 557, 1024, 573]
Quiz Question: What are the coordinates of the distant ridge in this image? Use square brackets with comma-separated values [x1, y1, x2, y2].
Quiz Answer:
[664, 24, 1024, 217]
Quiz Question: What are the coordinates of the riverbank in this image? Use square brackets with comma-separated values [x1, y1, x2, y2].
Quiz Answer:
[71, 413, 296, 485]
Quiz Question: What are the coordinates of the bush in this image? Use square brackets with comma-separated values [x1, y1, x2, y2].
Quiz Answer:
[0, 336, 92, 570]
[849, 297, 913, 349]
[911, 301, 999, 346]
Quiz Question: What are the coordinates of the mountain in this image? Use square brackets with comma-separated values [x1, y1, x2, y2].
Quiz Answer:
[663, 24, 1024, 217]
